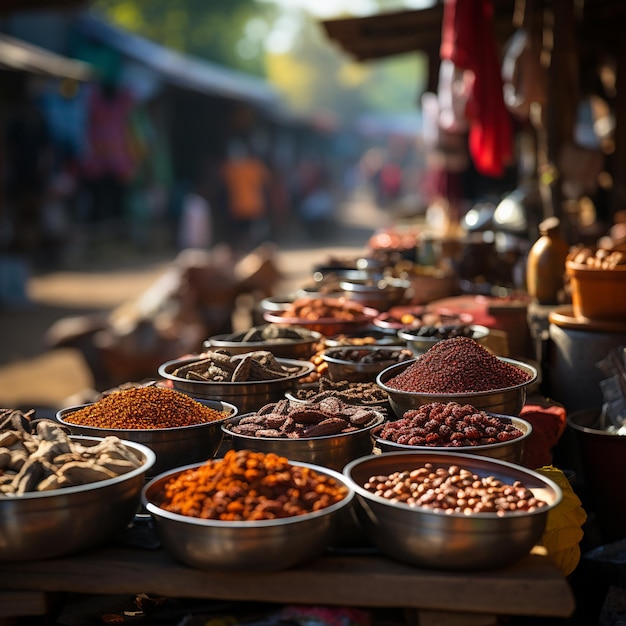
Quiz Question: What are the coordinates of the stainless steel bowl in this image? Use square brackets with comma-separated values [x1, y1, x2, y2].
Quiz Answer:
[142, 460, 354, 571]
[0, 436, 155, 561]
[343, 450, 562, 570]
[339, 277, 411, 311]
[205, 328, 322, 360]
[398, 324, 490, 356]
[371, 414, 533, 464]
[222, 412, 385, 471]
[376, 358, 538, 418]
[158, 357, 315, 414]
[320, 345, 413, 383]
[57, 399, 237, 478]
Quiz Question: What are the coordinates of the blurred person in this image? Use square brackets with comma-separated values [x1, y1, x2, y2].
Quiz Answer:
[220, 141, 270, 254]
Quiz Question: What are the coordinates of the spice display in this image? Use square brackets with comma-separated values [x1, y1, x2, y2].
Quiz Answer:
[290, 378, 388, 405]
[385, 337, 531, 393]
[376, 402, 523, 447]
[172, 350, 304, 382]
[227, 397, 383, 438]
[324, 346, 412, 364]
[281, 297, 367, 320]
[218, 324, 318, 344]
[61, 385, 229, 430]
[362, 462, 548, 515]
[155, 449, 349, 520]
[0, 408, 143, 495]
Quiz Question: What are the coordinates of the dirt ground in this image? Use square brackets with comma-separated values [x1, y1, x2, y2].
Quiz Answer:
[0, 194, 391, 413]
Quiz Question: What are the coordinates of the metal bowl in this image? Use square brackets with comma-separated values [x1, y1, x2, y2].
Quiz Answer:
[222, 412, 385, 471]
[398, 324, 490, 356]
[263, 305, 380, 338]
[320, 345, 414, 383]
[142, 460, 354, 571]
[343, 450, 562, 570]
[57, 399, 237, 478]
[371, 414, 533, 464]
[0, 436, 155, 561]
[323, 326, 404, 347]
[205, 327, 322, 360]
[339, 277, 411, 311]
[376, 358, 537, 418]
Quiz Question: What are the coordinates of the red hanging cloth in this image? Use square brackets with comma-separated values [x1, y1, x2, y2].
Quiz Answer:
[440, 0, 513, 177]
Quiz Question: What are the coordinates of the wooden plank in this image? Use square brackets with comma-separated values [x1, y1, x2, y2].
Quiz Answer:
[0, 548, 575, 619]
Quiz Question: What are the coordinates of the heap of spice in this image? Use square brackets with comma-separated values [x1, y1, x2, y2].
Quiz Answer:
[376, 401, 523, 447]
[60, 385, 229, 430]
[384, 336, 531, 393]
[155, 449, 349, 520]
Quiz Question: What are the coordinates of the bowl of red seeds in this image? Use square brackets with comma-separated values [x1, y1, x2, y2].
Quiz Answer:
[371, 401, 533, 464]
[376, 336, 537, 418]
[56, 384, 237, 477]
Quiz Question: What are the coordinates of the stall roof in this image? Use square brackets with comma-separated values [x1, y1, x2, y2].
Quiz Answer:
[0, 32, 92, 80]
[74, 13, 281, 108]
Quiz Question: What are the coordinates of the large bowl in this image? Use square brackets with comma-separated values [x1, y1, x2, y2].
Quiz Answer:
[376, 358, 537, 418]
[222, 412, 385, 471]
[0, 436, 155, 561]
[398, 324, 490, 356]
[371, 414, 533, 464]
[158, 356, 315, 414]
[142, 460, 354, 571]
[205, 326, 322, 359]
[263, 306, 380, 337]
[320, 345, 413, 383]
[56, 399, 237, 478]
[343, 451, 562, 570]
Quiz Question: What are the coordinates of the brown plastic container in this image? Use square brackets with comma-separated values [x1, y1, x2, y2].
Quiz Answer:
[565, 262, 626, 321]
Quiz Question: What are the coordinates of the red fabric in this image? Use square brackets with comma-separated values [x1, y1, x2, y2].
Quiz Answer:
[440, 0, 513, 177]
[519, 402, 568, 469]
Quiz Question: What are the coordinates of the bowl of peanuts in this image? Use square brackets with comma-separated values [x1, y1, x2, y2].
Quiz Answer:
[370, 401, 533, 464]
[142, 449, 355, 571]
[262, 296, 380, 337]
[158, 350, 316, 414]
[222, 397, 386, 471]
[343, 450, 562, 570]
[376, 337, 538, 418]
[56, 385, 237, 478]
[1, 408, 156, 561]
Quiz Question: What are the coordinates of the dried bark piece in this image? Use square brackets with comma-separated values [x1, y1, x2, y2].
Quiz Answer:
[232, 355, 253, 381]
[302, 418, 349, 437]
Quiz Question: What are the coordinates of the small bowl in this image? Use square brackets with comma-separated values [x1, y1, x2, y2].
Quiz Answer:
[323, 326, 404, 347]
[0, 436, 155, 561]
[343, 450, 562, 570]
[373, 306, 474, 331]
[320, 345, 414, 383]
[398, 324, 490, 356]
[158, 356, 315, 414]
[263, 305, 380, 337]
[259, 294, 301, 313]
[56, 399, 237, 478]
[222, 412, 385, 471]
[205, 326, 322, 360]
[339, 277, 411, 311]
[371, 414, 533, 464]
[142, 460, 354, 571]
[376, 358, 538, 418]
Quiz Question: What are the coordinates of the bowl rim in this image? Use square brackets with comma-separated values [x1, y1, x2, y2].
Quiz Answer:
[221, 411, 386, 441]
[370, 413, 534, 452]
[343, 450, 562, 519]
[158, 356, 316, 386]
[207, 328, 323, 348]
[375, 357, 538, 397]
[0, 435, 155, 500]
[397, 324, 490, 344]
[56, 399, 239, 432]
[141, 460, 355, 528]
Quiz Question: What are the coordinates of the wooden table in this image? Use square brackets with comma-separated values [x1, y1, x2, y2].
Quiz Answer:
[0, 546, 575, 626]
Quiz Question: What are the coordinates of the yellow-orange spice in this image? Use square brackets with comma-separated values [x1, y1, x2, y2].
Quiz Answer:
[156, 449, 348, 521]
[61, 385, 229, 429]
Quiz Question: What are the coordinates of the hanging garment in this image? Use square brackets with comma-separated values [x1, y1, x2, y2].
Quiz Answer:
[440, 0, 513, 177]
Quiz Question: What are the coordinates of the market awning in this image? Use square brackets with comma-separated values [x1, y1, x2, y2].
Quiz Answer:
[0, 33, 93, 80]
[74, 13, 281, 109]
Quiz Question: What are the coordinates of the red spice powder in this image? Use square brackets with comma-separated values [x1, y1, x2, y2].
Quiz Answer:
[384, 337, 531, 393]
